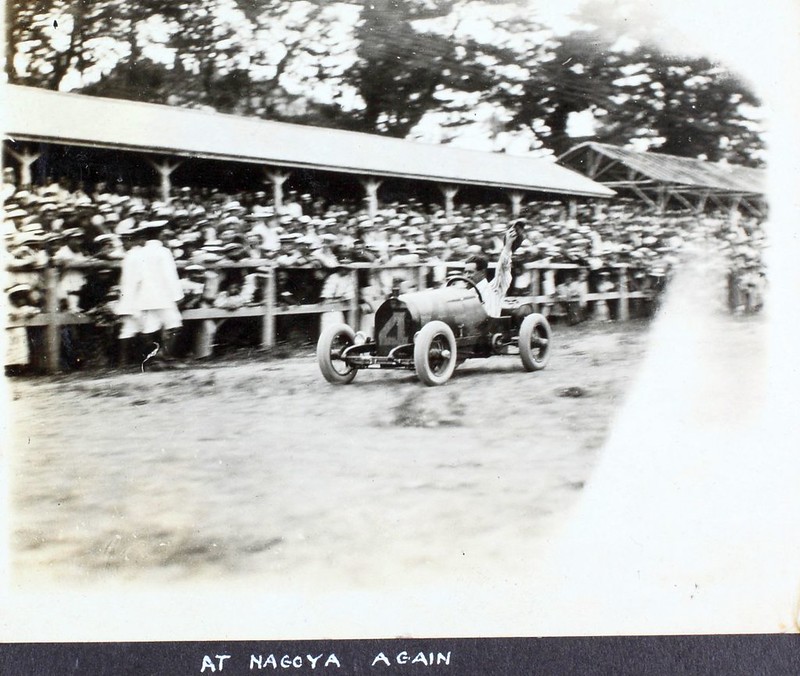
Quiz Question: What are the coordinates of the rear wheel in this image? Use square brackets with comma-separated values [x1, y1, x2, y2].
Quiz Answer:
[414, 320, 457, 386]
[317, 323, 358, 384]
[519, 313, 552, 371]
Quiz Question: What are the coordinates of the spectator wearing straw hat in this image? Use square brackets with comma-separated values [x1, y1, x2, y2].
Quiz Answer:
[52, 228, 89, 311]
[5, 283, 40, 374]
[179, 264, 209, 311]
[2, 167, 17, 201]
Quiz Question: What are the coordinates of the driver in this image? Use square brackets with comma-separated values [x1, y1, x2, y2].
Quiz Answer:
[463, 222, 522, 317]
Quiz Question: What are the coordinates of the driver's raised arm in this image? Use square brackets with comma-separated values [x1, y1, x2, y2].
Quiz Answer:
[489, 224, 517, 298]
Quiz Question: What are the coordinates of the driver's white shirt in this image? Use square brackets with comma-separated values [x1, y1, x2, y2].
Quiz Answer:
[475, 247, 512, 318]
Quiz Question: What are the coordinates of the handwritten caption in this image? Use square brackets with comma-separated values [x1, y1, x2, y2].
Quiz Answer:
[199, 649, 452, 671]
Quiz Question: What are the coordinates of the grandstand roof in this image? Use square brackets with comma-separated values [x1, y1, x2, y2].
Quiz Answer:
[558, 141, 765, 195]
[2, 85, 614, 198]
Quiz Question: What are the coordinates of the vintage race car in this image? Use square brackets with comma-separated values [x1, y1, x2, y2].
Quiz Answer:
[316, 275, 552, 386]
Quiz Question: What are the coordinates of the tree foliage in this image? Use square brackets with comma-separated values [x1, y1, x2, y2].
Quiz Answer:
[5, 0, 764, 165]
[345, 0, 457, 136]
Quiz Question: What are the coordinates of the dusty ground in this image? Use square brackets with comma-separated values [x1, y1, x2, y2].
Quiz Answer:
[7, 319, 653, 592]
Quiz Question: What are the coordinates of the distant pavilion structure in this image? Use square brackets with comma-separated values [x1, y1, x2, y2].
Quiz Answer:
[558, 141, 766, 217]
[2, 84, 613, 220]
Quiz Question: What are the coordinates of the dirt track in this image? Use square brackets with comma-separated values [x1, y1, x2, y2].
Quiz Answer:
[7, 320, 652, 591]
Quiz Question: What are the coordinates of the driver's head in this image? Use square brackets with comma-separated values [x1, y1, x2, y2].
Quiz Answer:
[464, 254, 488, 281]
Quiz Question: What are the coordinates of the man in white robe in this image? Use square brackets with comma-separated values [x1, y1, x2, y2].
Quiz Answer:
[115, 220, 184, 366]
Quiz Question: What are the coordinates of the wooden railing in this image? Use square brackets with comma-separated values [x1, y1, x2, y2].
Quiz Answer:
[6, 261, 659, 372]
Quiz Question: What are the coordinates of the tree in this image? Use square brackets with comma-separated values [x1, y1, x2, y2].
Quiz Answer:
[344, 0, 459, 136]
[6, 0, 347, 116]
[616, 49, 764, 164]
[434, 7, 764, 164]
[6, 0, 118, 90]
[503, 28, 635, 157]
[83, 0, 318, 115]
[560, 0, 765, 164]
[4, 0, 764, 164]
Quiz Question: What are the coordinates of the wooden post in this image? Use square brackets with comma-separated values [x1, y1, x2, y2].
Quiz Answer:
[657, 187, 669, 214]
[630, 184, 659, 210]
[359, 177, 382, 222]
[417, 264, 427, 291]
[348, 268, 360, 327]
[670, 191, 695, 211]
[739, 197, 764, 219]
[593, 201, 605, 221]
[148, 158, 181, 203]
[695, 190, 710, 214]
[44, 266, 60, 374]
[508, 191, 524, 217]
[262, 267, 276, 348]
[266, 169, 290, 214]
[729, 195, 742, 224]
[530, 266, 541, 312]
[617, 266, 630, 322]
[439, 184, 459, 222]
[586, 149, 604, 178]
[6, 146, 40, 187]
[193, 321, 216, 359]
[567, 198, 578, 219]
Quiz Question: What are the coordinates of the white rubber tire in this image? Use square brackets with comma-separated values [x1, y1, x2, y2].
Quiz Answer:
[519, 313, 552, 372]
[317, 323, 358, 384]
[414, 320, 458, 386]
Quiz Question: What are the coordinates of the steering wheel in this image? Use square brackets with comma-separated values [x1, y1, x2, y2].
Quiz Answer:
[445, 275, 484, 304]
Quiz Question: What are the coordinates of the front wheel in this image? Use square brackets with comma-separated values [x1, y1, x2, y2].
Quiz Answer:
[414, 320, 458, 386]
[317, 323, 358, 384]
[519, 313, 552, 371]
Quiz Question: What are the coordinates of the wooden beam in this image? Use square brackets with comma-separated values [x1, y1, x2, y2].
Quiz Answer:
[266, 168, 291, 214]
[590, 157, 623, 182]
[348, 269, 360, 327]
[359, 177, 383, 221]
[656, 187, 669, 213]
[262, 267, 275, 348]
[668, 190, 695, 211]
[44, 266, 60, 374]
[728, 195, 742, 223]
[148, 157, 181, 203]
[586, 149, 604, 178]
[708, 194, 727, 210]
[695, 190, 710, 213]
[628, 184, 658, 209]
[6, 145, 40, 186]
[567, 198, 578, 219]
[438, 183, 460, 222]
[617, 267, 630, 321]
[735, 196, 768, 221]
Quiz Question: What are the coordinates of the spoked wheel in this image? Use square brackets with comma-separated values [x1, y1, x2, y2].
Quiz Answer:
[414, 320, 458, 386]
[519, 313, 552, 371]
[317, 323, 358, 384]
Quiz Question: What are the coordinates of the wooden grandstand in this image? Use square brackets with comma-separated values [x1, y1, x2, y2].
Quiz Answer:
[558, 141, 766, 216]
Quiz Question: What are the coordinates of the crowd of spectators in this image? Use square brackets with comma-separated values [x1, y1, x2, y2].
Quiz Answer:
[4, 169, 768, 369]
